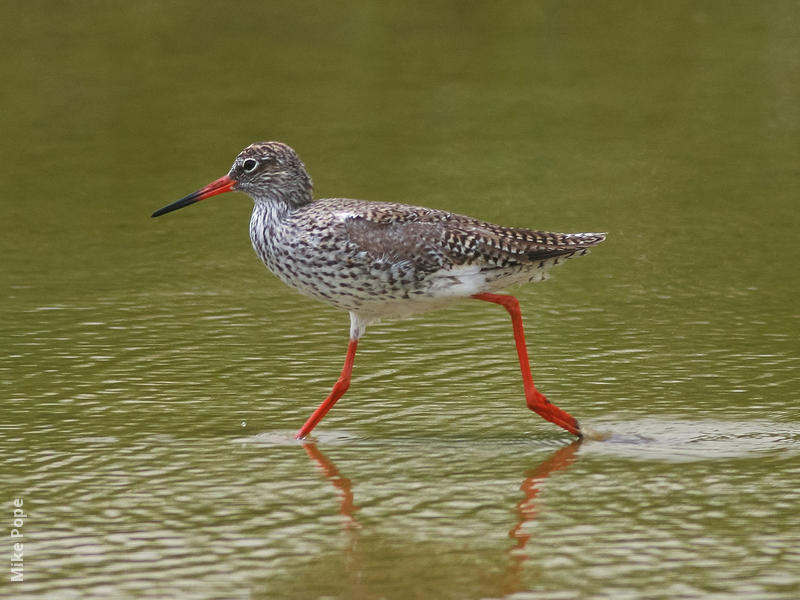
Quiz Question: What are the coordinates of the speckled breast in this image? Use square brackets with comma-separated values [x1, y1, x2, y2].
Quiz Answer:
[248, 202, 416, 313]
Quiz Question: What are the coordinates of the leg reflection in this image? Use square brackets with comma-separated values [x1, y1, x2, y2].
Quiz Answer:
[505, 440, 582, 592]
[303, 442, 360, 530]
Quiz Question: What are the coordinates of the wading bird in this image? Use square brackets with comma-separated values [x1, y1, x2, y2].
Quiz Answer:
[152, 142, 605, 439]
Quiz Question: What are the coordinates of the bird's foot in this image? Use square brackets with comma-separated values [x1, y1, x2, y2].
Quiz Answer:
[526, 388, 582, 438]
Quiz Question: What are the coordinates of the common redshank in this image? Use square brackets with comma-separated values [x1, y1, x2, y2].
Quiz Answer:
[152, 142, 605, 439]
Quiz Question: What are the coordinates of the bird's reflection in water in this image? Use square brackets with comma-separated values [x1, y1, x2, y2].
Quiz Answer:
[300, 440, 581, 597]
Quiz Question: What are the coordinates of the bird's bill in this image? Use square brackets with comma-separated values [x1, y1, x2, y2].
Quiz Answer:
[151, 175, 236, 218]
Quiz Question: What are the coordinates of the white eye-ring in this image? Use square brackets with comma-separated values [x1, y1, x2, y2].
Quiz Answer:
[242, 158, 258, 173]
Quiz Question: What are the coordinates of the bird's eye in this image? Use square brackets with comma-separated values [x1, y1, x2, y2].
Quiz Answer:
[242, 158, 258, 173]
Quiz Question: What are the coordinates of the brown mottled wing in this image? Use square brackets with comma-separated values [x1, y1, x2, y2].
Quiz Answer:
[342, 201, 605, 274]
[343, 215, 455, 272]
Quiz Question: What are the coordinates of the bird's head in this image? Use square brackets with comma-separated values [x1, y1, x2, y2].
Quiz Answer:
[151, 141, 314, 218]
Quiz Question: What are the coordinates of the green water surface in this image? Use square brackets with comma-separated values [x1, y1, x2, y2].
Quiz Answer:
[2, 2, 798, 599]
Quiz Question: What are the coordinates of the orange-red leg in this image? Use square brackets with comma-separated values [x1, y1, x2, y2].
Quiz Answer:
[472, 292, 581, 437]
[295, 339, 358, 439]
